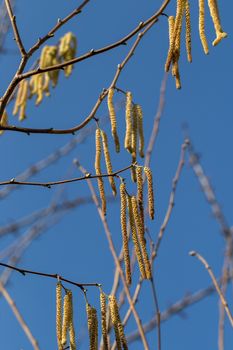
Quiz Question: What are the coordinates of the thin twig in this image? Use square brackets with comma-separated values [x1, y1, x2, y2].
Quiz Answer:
[189, 250, 233, 327]
[0, 262, 100, 291]
[218, 255, 229, 350]
[0, 281, 40, 350]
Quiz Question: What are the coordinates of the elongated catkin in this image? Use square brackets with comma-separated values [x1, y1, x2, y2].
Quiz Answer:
[120, 183, 131, 285]
[118, 322, 128, 350]
[108, 295, 122, 350]
[86, 304, 98, 350]
[56, 282, 63, 350]
[199, 0, 209, 54]
[124, 92, 132, 152]
[131, 196, 152, 280]
[68, 292, 76, 350]
[136, 167, 144, 230]
[100, 292, 109, 350]
[144, 167, 155, 220]
[0, 110, 8, 135]
[100, 130, 117, 196]
[107, 88, 120, 153]
[131, 104, 138, 159]
[135, 104, 144, 158]
[127, 195, 146, 279]
[207, 0, 227, 46]
[95, 128, 106, 215]
[62, 290, 72, 346]
[185, 0, 192, 62]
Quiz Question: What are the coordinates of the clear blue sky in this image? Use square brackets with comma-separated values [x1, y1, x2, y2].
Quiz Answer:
[0, 1, 232, 349]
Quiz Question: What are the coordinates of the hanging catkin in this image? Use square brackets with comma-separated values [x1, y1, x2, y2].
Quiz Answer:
[207, 0, 227, 46]
[0, 110, 8, 135]
[100, 129, 117, 196]
[131, 196, 152, 280]
[56, 282, 63, 350]
[135, 104, 144, 158]
[199, 0, 209, 54]
[117, 322, 128, 350]
[130, 104, 138, 182]
[68, 291, 76, 350]
[136, 167, 144, 231]
[95, 128, 107, 215]
[86, 303, 98, 350]
[124, 92, 132, 152]
[127, 195, 146, 279]
[13, 80, 28, 121]
[62, 290, 73, 347]
[120, 183, 131, 285]
[185, 0, 192, 62]
[100, 292, 109, 350]
[144, 167, 155, 220]
[107, 88, 120, 153]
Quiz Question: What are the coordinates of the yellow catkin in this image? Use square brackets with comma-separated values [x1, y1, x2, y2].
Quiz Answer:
[86, 304, 98, 350]
[185, 0, 192, 62]
[117, 322, 128, 350]
[0, 110, 8, 135]
[127, 195, 146, 279]
[207, 0, 227, 46]
[136, 167, 144, 230]
[62, 290, 73, 347]
[131, 196, 152, 280]
[56, 282, 63, 350]
[100, 292, 109, 350]
[100, 130, 117, 196]
[131, 104, 138, 159]
[135, 104, 144, 158]
[107, 88, 120, 153]
[108, 295, 122, 350]
[199, 0, 209, 54]
[131, 163, 137, 183]
[13, 80, 28, 121]
[120, 183, 131, 285]
[69, 321, 76, 350]
[124, 91, 132, 152]
[144, 167, 155, 220]
[165, 0, 184, 72]
[95, 128, 106, 215]
[59, 32, 77, 77]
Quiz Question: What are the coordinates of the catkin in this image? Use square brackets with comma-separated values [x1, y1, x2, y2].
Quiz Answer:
[131, 196, 152, 280]
[95, 128, 107, 215]
[108, 295, 122, 350]
[0, 110, 8, 135]
[107, 88, 120, 153]
[124, 92, 132, 152]
[13, 80, 28, 121]
[100, 130, 117, 196]
[62, 290, 73, 346]
[56, 282, 63, 350]
[120, 183, 131, 285]
[59, 32, 77, 77]
[86, 304, 98, 350]
[144, 167, 155, 220]
[165, 0, 184, 72]
[207, 0, 227, 46]
[185, 0, 192, 62]
[118, 322, 128, 350]
[100, 292, 109, 350]
[136, 167, 144, 230]
[131, 104, 138, 159]
[127, 195, 146, 279]
[173, 0, 185, 89]
[199, 0, 209, 54]
[135, 104, 144, 158]
[68, 292, 76, 350]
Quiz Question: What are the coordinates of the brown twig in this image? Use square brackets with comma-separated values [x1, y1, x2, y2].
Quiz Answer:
[189, 250, 233, 327]
[0, 262, 100, 291]
[0, 163, 132, 188]
[218, 254, 229, 350]
[0, 281, 40, 350]
[4, 0, 26, 56]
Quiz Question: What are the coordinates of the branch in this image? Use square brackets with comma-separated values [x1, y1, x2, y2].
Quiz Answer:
[0, 163, 132, 188]
[0, 262, 100, 291]
[189, 251, 233, 327]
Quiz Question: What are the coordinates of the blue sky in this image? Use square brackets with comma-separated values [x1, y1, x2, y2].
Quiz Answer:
[0, 1, 232, 349]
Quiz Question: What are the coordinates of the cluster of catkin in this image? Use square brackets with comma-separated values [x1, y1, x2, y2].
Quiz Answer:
[56, 282, 76, 350]
[165, 0, 227, 89]
[13, 32, 77, 120]
[107, 88, 144, 176]
[120, 166, 154, 284]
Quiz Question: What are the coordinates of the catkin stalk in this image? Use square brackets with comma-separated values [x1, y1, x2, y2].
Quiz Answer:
[100, 292, 109, 350]
[95, 128, 107, 215]
[120, 183, 131, 285]
[144, 167, 155, 220]
[131, 196, 152, 280]
[100, 130, 117, 196]
[124, 92, 132, 152]
[107, 88, 120, 153]
[207, 0, 227, 46]
[185, 0, 192, 62]
[127, 195, 146, 279]
[56, 282, 63, 350]
[199, 0, 209, 54]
